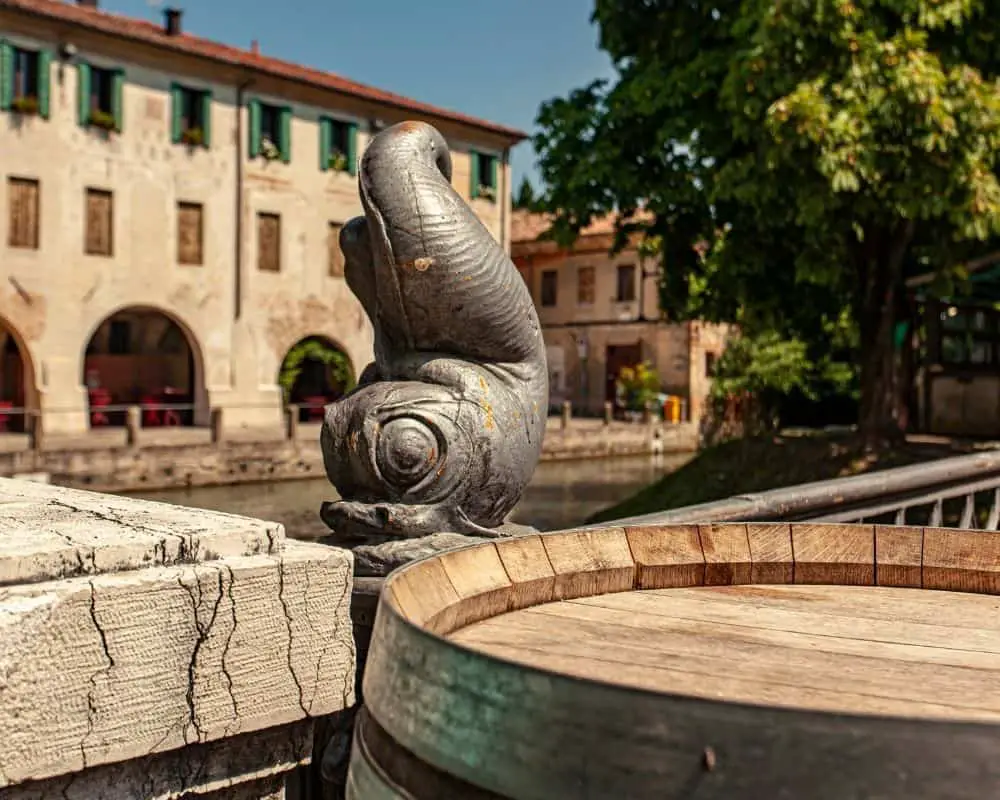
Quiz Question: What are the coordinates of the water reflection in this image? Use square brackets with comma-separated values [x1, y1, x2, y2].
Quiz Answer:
[131, 453, 690, 538]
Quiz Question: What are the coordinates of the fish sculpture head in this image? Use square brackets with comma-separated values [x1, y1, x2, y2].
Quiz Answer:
[320, 121, 548, 541]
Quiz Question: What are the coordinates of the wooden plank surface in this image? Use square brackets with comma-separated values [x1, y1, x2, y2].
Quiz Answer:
[449, 584, 1000, 722]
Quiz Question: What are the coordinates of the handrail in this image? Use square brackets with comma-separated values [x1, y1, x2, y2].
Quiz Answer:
[591, 447, 1000, 529]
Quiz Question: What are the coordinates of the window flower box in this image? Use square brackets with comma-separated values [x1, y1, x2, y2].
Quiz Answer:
[12, 96, 39, 115]
[476, 184, 497, 201]
[327, 150, 349, 172]
[89, 109, 118, 131]
[261, 137, 281, 161]
[181, 127, 203, 146]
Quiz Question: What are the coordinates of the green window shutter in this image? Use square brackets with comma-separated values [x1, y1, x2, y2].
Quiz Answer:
[319, 117, 330, 171]
[112, 68, 124, 132]
[0, 41, 13, 111]
[279, 106, 292, 163]
[200, 90, 212, 148]
[489, 155, 498, 191]
[346, 122, 358, 176]
[248, 99, 261, 157]
[37, 50, 52, 118]
[169, 83, 183, 143]
[77, 62, 91, 126]
[470, 150, 480, 198]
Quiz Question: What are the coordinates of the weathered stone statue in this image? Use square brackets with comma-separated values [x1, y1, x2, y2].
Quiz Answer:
[319, 121, 547, 572]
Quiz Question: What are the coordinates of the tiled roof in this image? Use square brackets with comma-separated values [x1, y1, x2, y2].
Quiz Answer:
[510, 209, 655, 243]
[0, 0, 528, 142]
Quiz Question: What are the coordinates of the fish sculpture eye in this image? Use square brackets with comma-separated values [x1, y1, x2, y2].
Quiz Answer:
[319, 121, 548, 542]
[373, 415, 443, 493]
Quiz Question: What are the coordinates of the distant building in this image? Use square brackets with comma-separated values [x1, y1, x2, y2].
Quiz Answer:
[510, 210, 729, 422]
[906, 253, 1000, 437]
[0, 0, 525, 437]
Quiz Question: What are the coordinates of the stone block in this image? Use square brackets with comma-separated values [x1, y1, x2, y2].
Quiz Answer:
[0, 478, 355, 797]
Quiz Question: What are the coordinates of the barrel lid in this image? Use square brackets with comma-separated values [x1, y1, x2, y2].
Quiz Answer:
[361, 523, 1000, 800]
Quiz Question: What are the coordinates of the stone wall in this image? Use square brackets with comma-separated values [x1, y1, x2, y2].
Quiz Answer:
[0, 419, 697, 494]
[0, 477, 355, 799]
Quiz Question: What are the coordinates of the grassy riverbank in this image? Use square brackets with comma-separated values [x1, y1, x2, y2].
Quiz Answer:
[588, 430, 984, 523]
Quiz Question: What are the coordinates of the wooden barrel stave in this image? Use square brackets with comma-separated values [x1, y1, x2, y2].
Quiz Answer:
[354, 523, 1000, 799]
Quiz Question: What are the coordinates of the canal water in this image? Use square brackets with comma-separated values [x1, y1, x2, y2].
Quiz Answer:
[132, 453, 690, 539]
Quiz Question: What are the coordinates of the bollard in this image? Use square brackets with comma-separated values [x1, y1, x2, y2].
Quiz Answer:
[286, 404, 300, 440]
[642, 401, 653, 425]
[561, 400, 572, 431]
[604, 401, 613, 426]
[210, 407, 225, 443]
[125, 405, 141, 446]
[29, 411, 43, 452]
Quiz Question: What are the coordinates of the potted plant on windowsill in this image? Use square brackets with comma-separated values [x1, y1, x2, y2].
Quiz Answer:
[328, 150, 349, 172]
[260, 137, 281, 161]
[476, 184, 497, 202]
[89, 110, 117, 131]
[11, 96, 39, 115]
[181, 127, 203, 147]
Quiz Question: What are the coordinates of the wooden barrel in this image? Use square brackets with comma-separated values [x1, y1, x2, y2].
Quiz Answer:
[347, 523, 1000, 799]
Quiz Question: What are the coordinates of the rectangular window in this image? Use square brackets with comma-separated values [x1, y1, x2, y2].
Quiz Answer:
[577, 266, 595, 305]
[257, 212, 281, 272]
[171, 85, 212, 147]
[177, 201, 204, 265]
[940, 306, 998, 366]
[84, 188, 113, 256]
[616, 264, 637, 302]
[0, 45, 50, 117]
[328, 222, 344, 277]
[470, 150, 498, 201]
[7, 177, 39, 250]
[705, 352, 718, 377]
[78, 64, 123, 131]
[248, 100, 291, 162]
[319, 117, 358, 174]
[541, 270, 558, 307]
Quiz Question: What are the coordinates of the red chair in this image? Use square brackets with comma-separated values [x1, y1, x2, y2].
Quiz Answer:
[88, 389, 111, 427]
[0, 401, 12, 432]
[304, 395, 327, 422]
[140, 394, 161, 427]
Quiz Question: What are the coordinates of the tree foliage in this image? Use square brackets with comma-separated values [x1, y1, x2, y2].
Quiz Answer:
[534, 0, 1000, 443]
[615, 361, 661, 411]
[513, 176, 539, 210]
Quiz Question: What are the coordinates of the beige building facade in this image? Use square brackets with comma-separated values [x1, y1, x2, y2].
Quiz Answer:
[0, 0, 524, 436]
[512, 210, 729, 422]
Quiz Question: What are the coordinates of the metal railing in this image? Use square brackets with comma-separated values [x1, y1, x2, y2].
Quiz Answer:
[597, 448, 1000, 531]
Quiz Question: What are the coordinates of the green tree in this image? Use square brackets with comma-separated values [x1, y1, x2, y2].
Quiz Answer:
[534, 0, 1000, 445]
[513, 176, 538, 210]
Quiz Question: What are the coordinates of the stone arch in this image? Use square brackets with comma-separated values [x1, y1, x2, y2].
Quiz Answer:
[277, 335, 356, 423]
[81, 305, 208, 428]
[0, 313, 38, 434]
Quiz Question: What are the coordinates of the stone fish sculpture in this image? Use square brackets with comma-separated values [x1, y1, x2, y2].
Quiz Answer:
[319, 121, 547, 543]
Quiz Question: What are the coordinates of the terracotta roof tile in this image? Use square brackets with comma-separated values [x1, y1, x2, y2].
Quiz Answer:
[0, 0, 528, 141]
[510, 208, 654, 243]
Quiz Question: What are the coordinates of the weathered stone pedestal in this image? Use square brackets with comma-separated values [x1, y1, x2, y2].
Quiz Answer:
[0, 478, 355, 799]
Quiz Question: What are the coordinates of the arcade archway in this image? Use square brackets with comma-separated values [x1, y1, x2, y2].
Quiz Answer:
[278, 336, 355, 423]
[82, 307, 207, 428]
[0, 318, 36, 434]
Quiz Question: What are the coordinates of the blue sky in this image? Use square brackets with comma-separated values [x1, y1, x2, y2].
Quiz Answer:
[100, 0, 616, 189]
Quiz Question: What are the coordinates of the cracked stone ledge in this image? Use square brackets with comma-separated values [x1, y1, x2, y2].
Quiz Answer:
[0, 478, 285, 588]
[0, 480, 354, 793]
